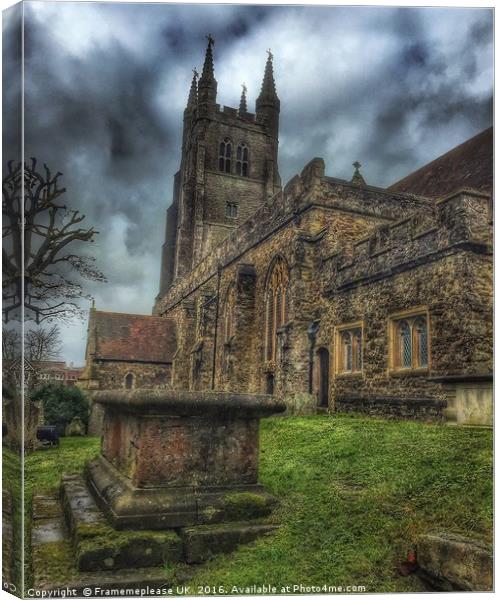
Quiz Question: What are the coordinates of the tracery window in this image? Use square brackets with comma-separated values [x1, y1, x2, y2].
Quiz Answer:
[336, 325, 363, 374]
[391, 312, 429, 370]
[223, 283, 236, 344]
[264, 256, 290, 363]
[235, 143, 249, 177]
[218, 138, 232, 173]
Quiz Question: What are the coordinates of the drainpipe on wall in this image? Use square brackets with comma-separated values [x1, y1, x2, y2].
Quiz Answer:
[307, 320, 320, 394]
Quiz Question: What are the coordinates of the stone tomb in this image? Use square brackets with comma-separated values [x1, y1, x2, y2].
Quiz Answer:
[32, 390, 285, 591]
[86, 389, 283, 530]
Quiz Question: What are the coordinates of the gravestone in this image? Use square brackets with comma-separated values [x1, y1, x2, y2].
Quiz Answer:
[65, 416, 86, 437]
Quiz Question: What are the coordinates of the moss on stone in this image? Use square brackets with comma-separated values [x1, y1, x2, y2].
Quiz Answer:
[32, 540, 79, 587]
[223, 492, 272, 520]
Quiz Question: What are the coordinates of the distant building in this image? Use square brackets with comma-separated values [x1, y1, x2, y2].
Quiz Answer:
[38, 361, 84, 387]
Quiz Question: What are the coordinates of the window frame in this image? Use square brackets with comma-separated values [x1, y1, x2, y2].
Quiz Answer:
[235, 142, 250, 177]
[218, 138, 233, 174]
[264, 256, 290, 366]
[388, 307, 431, 374]
[334, 321, 364, 376]
[226, 202, 238, 218]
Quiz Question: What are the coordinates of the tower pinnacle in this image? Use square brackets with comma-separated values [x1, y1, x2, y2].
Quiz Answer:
[186, 68, 198, 112]
[198, 34, 217, 112]
[257, 49, 279, 105]
[200, 34, 215, 83]
[239, 83, 248, 114]
[256, 50, 280, 138]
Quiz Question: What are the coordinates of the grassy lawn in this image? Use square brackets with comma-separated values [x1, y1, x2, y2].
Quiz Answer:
[20, 415, 492, 594]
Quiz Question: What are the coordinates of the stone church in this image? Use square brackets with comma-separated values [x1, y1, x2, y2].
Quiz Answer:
[79, 38, 493, 427]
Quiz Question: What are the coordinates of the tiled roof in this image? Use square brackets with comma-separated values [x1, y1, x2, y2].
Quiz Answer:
[388, 127, 493, 198]
[92, 311, 176, 363]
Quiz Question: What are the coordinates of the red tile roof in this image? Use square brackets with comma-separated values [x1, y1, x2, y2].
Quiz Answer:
[388, 127, 493, 198]
[92, 311, 176, 363]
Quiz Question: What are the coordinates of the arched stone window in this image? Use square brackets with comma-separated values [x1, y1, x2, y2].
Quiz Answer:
[218, 138, 232, 173]
[223, 283, 236, 344]
[235, 142, 249, 177]
[391, 312, 429, 370]
[336, 324, 363, 373]
[124, 373, 134, 390]
[264, 256, 290, 363]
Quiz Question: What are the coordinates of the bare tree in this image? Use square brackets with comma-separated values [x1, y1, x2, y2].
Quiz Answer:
[25, 324, 62, 363]
[3, 158, 106, 323]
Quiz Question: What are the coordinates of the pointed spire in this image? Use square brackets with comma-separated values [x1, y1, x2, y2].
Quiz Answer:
[239, 83, 247, 114]
[186, 68, 198, 111]
[198, 34, 217, 112]
[200, 34, 215, 84]
[351, 161, 366, 186]
[257, 49, 279, 105]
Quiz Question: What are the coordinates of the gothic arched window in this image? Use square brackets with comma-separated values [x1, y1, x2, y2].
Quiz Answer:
[336, 325, 363, 373]
[223, 283, 236, 344]
[236, 142, 249, 177]
[264, 256, 290, 363]
[218, 138, 232, 173]
[124, 373, 134, 390]
[392, 313, 429, 370]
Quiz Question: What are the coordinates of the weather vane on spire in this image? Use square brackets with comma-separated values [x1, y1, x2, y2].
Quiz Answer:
[267, 48, 273, 61]
[242, 82, 247, 94]
[207, 33, 215, 47]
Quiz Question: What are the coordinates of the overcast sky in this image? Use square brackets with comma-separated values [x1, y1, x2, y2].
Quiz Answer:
[3, 2, 493, 365]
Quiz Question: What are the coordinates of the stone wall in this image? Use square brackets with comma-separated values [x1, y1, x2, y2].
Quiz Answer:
[90, 360, 172, 390]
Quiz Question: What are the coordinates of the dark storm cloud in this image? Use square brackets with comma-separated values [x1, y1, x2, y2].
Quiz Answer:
[2, 3, 22, 163]
[6, 2, 492, 363]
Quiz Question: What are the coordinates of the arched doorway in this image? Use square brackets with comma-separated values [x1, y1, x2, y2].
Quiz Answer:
[316, 348, 330, 407]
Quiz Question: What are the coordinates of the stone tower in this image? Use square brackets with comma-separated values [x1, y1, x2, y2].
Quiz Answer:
[158, 39, 281, 296]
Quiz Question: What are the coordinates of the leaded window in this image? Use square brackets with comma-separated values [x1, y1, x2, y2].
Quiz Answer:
[218, 138, 232, 173]
[337, 326, 363, 373]
[236, 143, 249, 177]
[392, 314, 429, 370]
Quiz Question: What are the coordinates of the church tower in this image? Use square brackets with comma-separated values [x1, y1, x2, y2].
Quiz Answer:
[158, 37, 281, 297]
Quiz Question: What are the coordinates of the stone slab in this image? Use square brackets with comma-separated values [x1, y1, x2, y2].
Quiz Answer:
[181, 521, 279, 564]
[417, 530, 493, 591]
[61, 474, 182, 571]
[33, 495, 63, 520]
[31, 493, 180, 594]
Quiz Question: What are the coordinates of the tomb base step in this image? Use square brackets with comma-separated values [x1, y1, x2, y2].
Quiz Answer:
[60, 474, 182, 572]
[31, 493, 182, 594]
[181, 521, 279, 564]
[86, 455, 277, 530]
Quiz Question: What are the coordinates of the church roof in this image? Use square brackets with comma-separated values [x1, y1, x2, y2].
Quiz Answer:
[91, 311, 176, 364]
[388, 127, 493, 198]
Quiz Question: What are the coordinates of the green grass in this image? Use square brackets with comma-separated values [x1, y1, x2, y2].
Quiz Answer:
[20, 415, 492, 594]
[185, 415, 492, 593]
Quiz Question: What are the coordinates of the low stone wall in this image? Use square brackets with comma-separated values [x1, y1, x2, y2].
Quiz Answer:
[334, 395, 447, 422]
